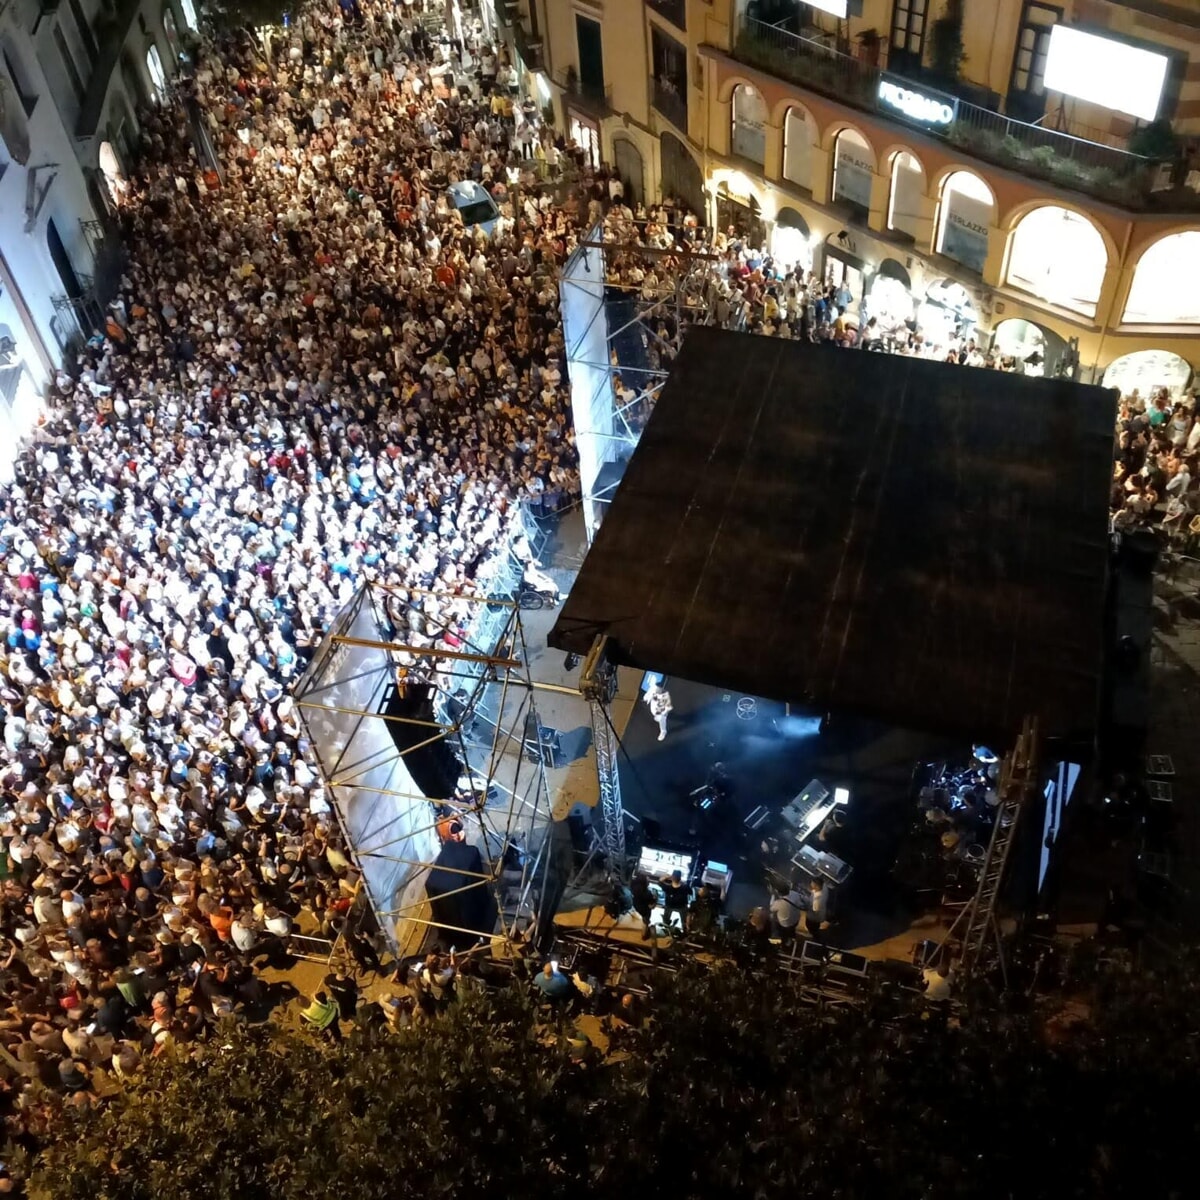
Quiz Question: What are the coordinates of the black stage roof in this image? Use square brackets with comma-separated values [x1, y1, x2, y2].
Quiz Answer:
[550, 328, 1116, 746]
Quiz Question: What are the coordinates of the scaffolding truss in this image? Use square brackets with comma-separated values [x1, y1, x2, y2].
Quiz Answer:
[294, 579, 555, 955]
[560, 220, 730, 541]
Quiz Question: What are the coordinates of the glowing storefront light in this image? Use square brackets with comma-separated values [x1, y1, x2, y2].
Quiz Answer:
[1005, 206, 1108, 319]
[1103, 350, 1194, 400]
[1123, 232, 1200, 326]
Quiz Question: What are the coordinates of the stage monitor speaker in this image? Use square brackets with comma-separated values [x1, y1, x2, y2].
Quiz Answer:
[522, 712, 562, 767]
[382, 684, 462, 799]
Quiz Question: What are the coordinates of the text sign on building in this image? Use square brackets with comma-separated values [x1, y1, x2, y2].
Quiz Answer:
[877, 77, 959, 127]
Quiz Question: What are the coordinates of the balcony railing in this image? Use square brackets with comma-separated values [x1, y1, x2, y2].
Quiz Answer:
[651, 78, 688, 135]
[563, 76, 612, 116]
[734, 16, 1197, 212]
[513, 21, 544, 72]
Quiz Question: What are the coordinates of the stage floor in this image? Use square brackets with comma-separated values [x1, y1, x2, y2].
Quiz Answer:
[615, 675, 961, 951]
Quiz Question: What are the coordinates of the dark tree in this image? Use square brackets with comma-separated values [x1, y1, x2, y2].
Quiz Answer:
[24, 954, 1200, 1199]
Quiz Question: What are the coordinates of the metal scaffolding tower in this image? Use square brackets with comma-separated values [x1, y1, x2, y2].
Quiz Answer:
[578, 635, 630, 883]
[560, 220, 732, 542]
[943, 715, 1039, 984]
[293, 580, 555, 955]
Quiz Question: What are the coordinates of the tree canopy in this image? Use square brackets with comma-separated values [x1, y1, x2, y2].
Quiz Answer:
[24, 954, 1200, 1200]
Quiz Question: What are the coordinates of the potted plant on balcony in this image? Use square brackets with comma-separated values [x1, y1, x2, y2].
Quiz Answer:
[855, 29, 881, 68]
[929, 0, 966, 85]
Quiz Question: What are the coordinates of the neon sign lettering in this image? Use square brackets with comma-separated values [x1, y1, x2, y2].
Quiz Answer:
[877, 80, 956, 126]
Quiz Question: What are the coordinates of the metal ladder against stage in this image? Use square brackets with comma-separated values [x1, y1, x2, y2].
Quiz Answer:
[579, 636, 630, 884]
[950, 717, 1039, 982]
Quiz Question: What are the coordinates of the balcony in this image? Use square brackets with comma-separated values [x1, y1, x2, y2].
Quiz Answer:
[562, 75, 612, 117]
[651, 78, 687, 135]
[513, 21, 544, 73]
[734, 16, 1200, 213]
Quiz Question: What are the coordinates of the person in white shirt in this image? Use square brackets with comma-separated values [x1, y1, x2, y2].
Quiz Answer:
[643, 679, 673, 742]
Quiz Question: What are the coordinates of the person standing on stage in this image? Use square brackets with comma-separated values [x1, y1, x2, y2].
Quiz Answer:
[801, 878, 832, 935]
[630, 872, 655, 940]
[644, 679, 673, 741]
[660, 870, 689, 932]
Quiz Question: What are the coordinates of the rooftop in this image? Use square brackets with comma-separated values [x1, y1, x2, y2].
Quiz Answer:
[550, 328, 1117, 748]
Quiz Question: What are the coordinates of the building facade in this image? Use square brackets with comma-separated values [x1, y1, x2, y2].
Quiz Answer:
[0, 0, 197, 480]
[506, 0, 1200, 391]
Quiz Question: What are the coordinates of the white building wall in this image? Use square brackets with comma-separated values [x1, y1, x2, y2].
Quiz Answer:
[0, 0, 184, 481]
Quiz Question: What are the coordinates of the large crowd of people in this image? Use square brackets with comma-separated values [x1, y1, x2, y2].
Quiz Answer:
[0, 0, 611, 1130]
[0, 0, 1190, 1160]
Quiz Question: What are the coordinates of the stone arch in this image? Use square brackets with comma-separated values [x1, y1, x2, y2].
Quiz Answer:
[999, 196, 1119, 267]
[717, 73, 766, 106]
[1122, 230, 1200, 325]
[659, 131, 704, 218]
[886, 147, 925, 243]
[829, 126, 876, 214]
[730, 82, 768, 166]
[1103, 350, 1194, 399]
[821, 121, 877, 169]
[780, 103, 818, 192]
[611, 136, 645, 207]
[1004, 204, 1111, 319]
[934, 170, 996, 274]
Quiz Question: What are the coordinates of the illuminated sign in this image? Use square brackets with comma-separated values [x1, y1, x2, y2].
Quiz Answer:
[877, 79, 957, 126]
[802, 0, 848, 16]
[1044, 26, 1169, 122]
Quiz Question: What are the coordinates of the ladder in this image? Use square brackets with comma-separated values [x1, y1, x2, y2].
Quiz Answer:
[948, 716, 1038, 983]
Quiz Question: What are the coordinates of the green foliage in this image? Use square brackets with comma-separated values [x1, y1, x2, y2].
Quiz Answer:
[25, 954, 1200, 1199]
[929, 0, 966, 82]
[1128, 118, 1183, 163]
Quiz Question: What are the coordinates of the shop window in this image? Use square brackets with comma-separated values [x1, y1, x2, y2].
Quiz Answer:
[1103, 350, 1193, 400]
[935, 170, 993, 274]
[146, 44, 167, 99]
[2, 43, 38, 117]
[772, 207, 812, 273]
[569, 114, 600, 168]
[650, 26, 688, 134]
[1122, 232, 1200, 326]
[1005, 205, 1107, 319]
[731, 84, 767, 166]
[54, 23, 86, 103]
[887, 151, 923, 243]
[867, 260, 915, 335]
[831, 129, 873, 219]
[992, 318, 1068, 378]
[99, 140, 127, 204]
[782, 106, 816, 193]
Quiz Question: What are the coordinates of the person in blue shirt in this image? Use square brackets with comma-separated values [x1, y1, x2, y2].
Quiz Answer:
[532, 963, 575, 1000]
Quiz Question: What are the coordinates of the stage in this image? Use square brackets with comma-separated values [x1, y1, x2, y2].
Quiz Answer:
[610, 673, 960, 949]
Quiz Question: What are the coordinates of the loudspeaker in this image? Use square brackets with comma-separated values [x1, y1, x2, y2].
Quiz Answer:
[522, 712, 562, 767]
[382, 684, 462, 799]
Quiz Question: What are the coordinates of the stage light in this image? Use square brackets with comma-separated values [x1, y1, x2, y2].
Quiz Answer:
[778, 715, 823, 738]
